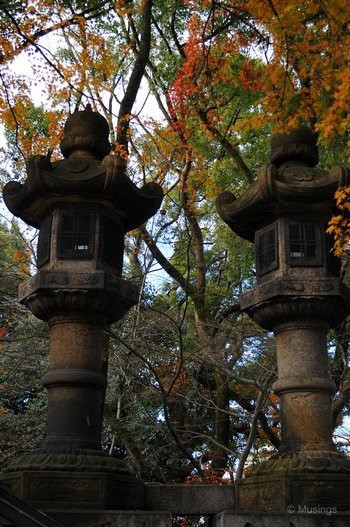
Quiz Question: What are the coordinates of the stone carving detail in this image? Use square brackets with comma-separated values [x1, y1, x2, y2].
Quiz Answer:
[250, 453, 350, 476]
[239, 485, 258, 510]
[43, 273, 69, 285]
[260, 483, 283, 510]
[73, 273, 101, 285]
[246, 297, 349, 331]
[29, 477, 100, 502]
[6, 451, 130, 474]
[291, 479, 350, 507]
[65, 159, 89, 173]
[22, 288, 136, 323]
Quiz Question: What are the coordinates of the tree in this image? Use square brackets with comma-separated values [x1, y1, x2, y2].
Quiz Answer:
[0, 219, 49, 466]
[0, 0, 349, 481]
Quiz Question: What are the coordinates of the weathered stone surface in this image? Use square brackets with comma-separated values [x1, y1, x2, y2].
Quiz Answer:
[249, 452, 350, 476]
[216, 126, 350, 242]
[2, 147, 163, 231]
[213, 511, 350, 527]
[241, 293, 350, 331]
[18, 270, 138, 322]
[1, 106, 163, 513]
[240, 278, 350, 329]
[145, 484, 235, 515]
[236, 472, 350, 512]
[49, 510, 172, 527]
[1, 470, 145, 510]
[44, 313, 108, 451]
[2, 451, 131, 474]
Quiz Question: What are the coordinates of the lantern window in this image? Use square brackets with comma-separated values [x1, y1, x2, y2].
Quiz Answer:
[57, 212, 94, 259]
[255, 224, 279, 275]
[287, 222, 322, 266]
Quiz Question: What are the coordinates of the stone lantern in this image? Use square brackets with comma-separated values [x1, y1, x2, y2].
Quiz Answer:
[1, 105, 163, 511]
[216, 126, 350, 512]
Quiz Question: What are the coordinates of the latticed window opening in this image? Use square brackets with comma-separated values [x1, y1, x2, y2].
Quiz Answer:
[288, 222, 322, 266]
[255, 224, 278, 275]
[100, 215, 123, 269]
[57, 211, 94, 259]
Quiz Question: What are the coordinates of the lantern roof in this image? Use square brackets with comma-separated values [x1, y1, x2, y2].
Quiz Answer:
[216, 126, 350, 241]
[3, 108, 163, 231]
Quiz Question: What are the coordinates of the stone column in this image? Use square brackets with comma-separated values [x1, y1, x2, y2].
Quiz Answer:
[235, 295, 350, 512]
[0, 283, 146, 511]
[42, 313, 107, 451]
[273, 318, 336, 455]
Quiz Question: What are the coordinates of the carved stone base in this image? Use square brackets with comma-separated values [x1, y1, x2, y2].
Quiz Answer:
[237, 472, 350, 512]
[2, 449, 131, 474]
[236, 454, 350, 512]
[248, 451, 350, 477]
[1, 470, 144, 510]
[0, 451, 144, 510]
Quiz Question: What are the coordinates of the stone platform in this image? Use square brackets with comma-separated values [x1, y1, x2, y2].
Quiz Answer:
[2, 469, 144, 510]
[45, 510, 350, 527]
[2, 479, 350, 527]
[48, 510, 172, 527]
[235, 454, 350, 513]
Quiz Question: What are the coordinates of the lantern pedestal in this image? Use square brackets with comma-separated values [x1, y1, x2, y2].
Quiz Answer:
[1, 463, 145, 511]
[1, 272, 146, 510]
[236, 458, 350, 513]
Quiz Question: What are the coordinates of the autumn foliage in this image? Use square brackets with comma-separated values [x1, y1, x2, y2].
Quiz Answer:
[327, 187, 350, 256]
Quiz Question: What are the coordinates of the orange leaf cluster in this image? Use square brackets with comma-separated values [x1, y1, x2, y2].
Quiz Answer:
[154, 360, 190, 394]
[0, 325, 8, 339]
[170, 0, 350, 141]
[327, 187, 350, 256]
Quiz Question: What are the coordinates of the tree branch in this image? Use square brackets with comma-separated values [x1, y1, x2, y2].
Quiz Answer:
[180, 154, 206, 306]
[236, 388, 265, 479]
[197, 109, 254, 184]
[139, 224, 196, 299]
[1, 2, 112, 61]
[116, 0, 153, 169]
[106, 327, 208, 481]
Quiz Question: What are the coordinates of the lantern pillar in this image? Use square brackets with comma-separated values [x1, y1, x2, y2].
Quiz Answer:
[217, 126, 350, 512]
[1, 105, 163, 511]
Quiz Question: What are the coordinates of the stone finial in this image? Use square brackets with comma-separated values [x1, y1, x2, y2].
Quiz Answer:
[60, 104, 111, 159]
[269, 125, 319, 167]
